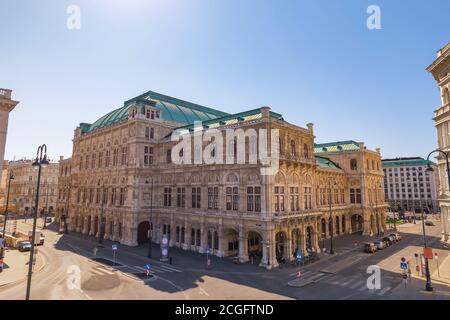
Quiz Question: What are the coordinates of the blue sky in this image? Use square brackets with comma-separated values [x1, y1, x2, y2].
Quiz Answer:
[1, 0, 449, 161]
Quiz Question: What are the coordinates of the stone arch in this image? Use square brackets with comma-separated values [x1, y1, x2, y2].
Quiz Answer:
[351, 214, 363, 233]
[291, 228, 302, 252]
[275, 230, 288, 261]
[247, 230, 263, 261]
[226, 172, 239, 183]
[223, 228, 239, 257]
[137, 221, 150, 245]
[274, 172, 286, 185]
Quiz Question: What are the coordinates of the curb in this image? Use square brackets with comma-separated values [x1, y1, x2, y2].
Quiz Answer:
[287, 279, 314, 287]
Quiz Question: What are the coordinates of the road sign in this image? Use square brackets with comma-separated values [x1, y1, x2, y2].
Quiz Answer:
[400, 261, 408, 270]
[112, 244, 118, 251]
[160, 234, 169, 262]
[423, 247, 433, 260]
[145, 264, 151, 270]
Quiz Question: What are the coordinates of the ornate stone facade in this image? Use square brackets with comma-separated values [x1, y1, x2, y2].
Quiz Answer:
[56, 91, 387, 268]
[7, 159, 60, 215]
[0, 89, 18, 194]
[428, 42, 450, 243]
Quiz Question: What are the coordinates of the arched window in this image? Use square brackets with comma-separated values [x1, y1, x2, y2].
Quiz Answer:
[350, 159, 358, 171]
[303, 143, 309, 159]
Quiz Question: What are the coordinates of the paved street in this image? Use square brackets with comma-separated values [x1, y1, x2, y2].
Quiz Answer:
[0, 217, 449, 300]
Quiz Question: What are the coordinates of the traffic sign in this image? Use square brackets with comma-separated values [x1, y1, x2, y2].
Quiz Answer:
[112, 244, 118, 251]
[400, 261, 408, 270]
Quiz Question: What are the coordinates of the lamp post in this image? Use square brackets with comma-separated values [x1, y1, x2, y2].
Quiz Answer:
[43, 182, 49, 229]
[145, 178, 153, 258]
[328, 179, 335, 254]
[409, 166, 432, 292]
[2, 171, 14, 240]
[26, 144, 49, 300]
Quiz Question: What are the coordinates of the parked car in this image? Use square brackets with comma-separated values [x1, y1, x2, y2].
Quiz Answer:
[389, 233, 402, 241]
[28, 233, 45, 245]
[364, 242, 377, 253]
[18, 241, 32, 252]
[382, 237, 393, 246]
[425, 220, 435, 226]
[373, 240, 386, 250]
[388, 235, 397, 243]
[45, 217, 52, 223]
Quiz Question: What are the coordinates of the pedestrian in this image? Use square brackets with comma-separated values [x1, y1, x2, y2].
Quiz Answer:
[296, 271, 302, 279]
[402, 272, 408, 288]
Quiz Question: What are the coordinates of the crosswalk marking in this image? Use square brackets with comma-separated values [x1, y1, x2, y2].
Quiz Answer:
[357, 284, 368, 291]
[349, 280, 362, 289]
[309, 273, 326, 281]
[157, 265, 182, 273]
[377, 286, 391, 296]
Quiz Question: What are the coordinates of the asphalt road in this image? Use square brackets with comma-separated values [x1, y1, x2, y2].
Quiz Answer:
[0, 218, 447, 300]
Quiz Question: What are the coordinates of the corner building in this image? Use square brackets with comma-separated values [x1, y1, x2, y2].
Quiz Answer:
[57, 91, 387, 268]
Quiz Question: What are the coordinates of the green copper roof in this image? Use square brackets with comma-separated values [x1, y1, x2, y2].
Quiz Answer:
[81, 91, 229, 133]
[315, 156, 342, 170]
[382, 158, 435, 167]
[174, 108, 284, 131]
[314, 140, 360, 153]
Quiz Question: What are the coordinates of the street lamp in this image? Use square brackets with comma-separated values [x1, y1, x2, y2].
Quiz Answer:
[327, 178, 336, 254]
[2, 171, 14, 240]
[43, 182, 49, 229]
[410, 167, 432, 292]
[26, 144, 49, 300]
[145, 179, 153, 258]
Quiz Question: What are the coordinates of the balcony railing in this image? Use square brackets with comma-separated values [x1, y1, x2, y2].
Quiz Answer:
[0, 88, 12, 99]
[434, 103, 450, 118]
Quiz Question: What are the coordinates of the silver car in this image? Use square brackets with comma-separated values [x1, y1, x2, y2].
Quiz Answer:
[373, 240, 386, 250]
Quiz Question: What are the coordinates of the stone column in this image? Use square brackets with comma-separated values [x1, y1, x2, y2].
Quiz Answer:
[442, 206, 449, 243]
[90, 215, 96, 236]
[76, 215, 82, 233]
[286, 231, 293, 261]
[217, 225, 225, 257]
[169, 215, 175, 247]
[199, 223, 205, 253]
[238, 227, 249, 263]
[183, 219, 190, 250]
[363, 211, 372, 236]
[104, 216, 111, 239]
[82, 216, 88, 234]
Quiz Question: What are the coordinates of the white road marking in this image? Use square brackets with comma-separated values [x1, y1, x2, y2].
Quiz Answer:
[377, 286, 391, 296]
[349, 280, 362, 289]
[157, 265, 182, 272]
[309, 273, 326, 281]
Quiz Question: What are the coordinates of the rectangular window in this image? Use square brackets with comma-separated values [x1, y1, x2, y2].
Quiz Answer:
[164, 188, 172, 207]
[144, 146, 153, 166]
[177, 187, 185, 208]
[145, 127, 150, 138]
[121, 147, 127, 166]
[350, 188, 362, 204]
[274, 186, 285, 212]
[247, 187, 254, 211]
[192, 187, 201, 208]
[304, 187, 312, 209]
[150, 127, 154, 139]
[208, 187, 218, 209]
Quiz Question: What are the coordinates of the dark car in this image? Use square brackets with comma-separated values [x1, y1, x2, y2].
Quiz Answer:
[382, 237, 393, 246]
[364, 242, 377, 253]
[18, 241, 32, 252]
[425, 220, 435, 226]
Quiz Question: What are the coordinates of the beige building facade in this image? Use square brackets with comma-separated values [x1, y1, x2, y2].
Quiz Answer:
[428, 42, 450, 243]
[7, 159, 60, 215]
[56, 91, 387, 267]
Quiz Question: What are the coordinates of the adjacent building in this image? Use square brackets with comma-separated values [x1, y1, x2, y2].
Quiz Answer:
[381, 157, 439, 214]
[427, 42, 450, 244]
[0, 89, 18, 199]
[56, 90, 387, 268]
[7, 159, 60, 215]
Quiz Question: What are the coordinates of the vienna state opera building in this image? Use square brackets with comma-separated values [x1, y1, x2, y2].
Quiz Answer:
[56, 90, 387, 268]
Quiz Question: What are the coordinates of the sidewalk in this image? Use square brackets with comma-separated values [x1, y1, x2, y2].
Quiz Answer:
[0, 248, 45, 287]
[389, 275, 450, 299]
